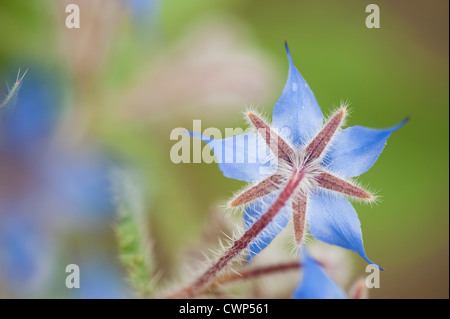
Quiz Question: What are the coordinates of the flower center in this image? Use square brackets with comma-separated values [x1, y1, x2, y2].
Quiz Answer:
[277, 148, 322, 197]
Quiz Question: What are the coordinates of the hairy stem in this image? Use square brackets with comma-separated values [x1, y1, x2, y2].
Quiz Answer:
[209, 261, 301, 288]
[113, 169, 156, 298]
[167, 169, 305, 299]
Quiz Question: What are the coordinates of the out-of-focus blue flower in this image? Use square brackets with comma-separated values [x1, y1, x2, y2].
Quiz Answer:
[123, 0, 160, 33]
[0, 212, 53, 296]
[0, 69, 60, 153]
[41, 149, 115, 224]
[292, 250, 347, 299]
[75, 259, 128, 299]
[0, 68, 117, 295]
[124, 0, 158, 18]
[0, 69, 115, 224]
[192, 43, 407, 268]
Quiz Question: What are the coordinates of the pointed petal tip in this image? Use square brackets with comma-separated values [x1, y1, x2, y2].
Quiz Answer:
[284, 40, 290, 52]
[188, 131, 213, 142]
[366, 260, 384, 271]
[284, 41, 293, 63]
[400, 116, 409, 124]
[388, 117, 409, 133]
[402, 116, 410, 126]
[376, 263, 385, 271]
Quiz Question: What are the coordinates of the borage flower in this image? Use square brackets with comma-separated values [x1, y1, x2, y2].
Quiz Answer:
[193, 43, 407, 269]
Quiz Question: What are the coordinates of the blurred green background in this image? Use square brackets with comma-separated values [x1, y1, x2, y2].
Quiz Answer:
[0, 0, 448, 298]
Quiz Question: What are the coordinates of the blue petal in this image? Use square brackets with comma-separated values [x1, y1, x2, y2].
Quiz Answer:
[244, 193, 291, 261]
[307, 191, 382, 269]
[324, 118, 408, 178]
[292, 250, 347, 299]
[272, 42, 323, 145]
[190, 132, 274, 182]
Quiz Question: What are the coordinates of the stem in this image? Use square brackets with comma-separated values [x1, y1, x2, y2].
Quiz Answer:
[167, 169, 305, 299]
[113, 169, 156, 298]
[210, 261, 301, 288]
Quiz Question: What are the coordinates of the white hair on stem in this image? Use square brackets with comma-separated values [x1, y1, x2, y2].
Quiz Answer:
[0, 68, 28, 109]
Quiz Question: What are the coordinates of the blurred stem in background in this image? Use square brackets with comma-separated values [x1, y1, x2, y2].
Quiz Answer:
[113, 168, 158, 298]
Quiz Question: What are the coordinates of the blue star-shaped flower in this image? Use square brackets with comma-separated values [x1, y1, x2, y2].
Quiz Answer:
[193, 43, 407, 269]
